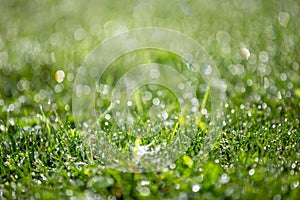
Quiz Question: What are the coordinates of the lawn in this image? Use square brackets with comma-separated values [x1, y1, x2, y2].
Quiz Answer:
[0, 0, 300, 199]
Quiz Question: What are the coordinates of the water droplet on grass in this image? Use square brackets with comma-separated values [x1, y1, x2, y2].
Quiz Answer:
[278, 12, 290, 27]
[137, 186, 150, 196]
[0, 125, 5, 131]
[292, 181, 299, 189]
[142, 91, 152, 102]
[259, 51, 269, 63]
[141, 180, 150, 186]
[105, 114, 111, 120]
[7, 104, 14, 112]
[219, 173, 230, 184]
[67, 73, 74, 81]
[169, 163, 176, 169]
[241, 47, 250, 60]
[273, 194, 281, 200]
[192, 184, 201, 192]
[54, 84, 64, 93]
[280, 73, 287, 81]
[249, 169, 255, 176]
[152, 98, 160, 106]
[201, 108, 207, 115]
[55, 70, 65, 83]
[127, 101, 132, 107]
[203, 64, 212, 75]
[66, 189, 73, 196]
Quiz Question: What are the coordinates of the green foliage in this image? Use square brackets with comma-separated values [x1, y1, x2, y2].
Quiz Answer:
[0, 0, 300, 199]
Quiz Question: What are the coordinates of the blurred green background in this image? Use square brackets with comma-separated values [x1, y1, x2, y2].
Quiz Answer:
[0, 0, 299, 117]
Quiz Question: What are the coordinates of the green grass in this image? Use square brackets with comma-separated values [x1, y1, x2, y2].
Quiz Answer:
[1, 0, 300, 199]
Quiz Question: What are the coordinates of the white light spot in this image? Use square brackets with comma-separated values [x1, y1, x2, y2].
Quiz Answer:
[203, 64, 212, 75]
[162, 111, 168, 120]
[152, 98, 160, 106]
[191, 98, 199, 106]
[219, 173, 230, 184]
[141, 180, 150, 186]
[55, 70, 65, 83]
[280, 73, 287, 81]
[241, 47, 250, 60]
[127, 101, 132, 107]
[201, 108, 207, 115]
[105, 114, 111, 120]
[249, 169, 255, 176]
[192, 184, 200, 192]
[292, 181, 299, 189]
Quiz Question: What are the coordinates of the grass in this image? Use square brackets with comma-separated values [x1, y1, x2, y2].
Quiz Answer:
[1, 101, 299, 199]
[1, 0, 300, 199]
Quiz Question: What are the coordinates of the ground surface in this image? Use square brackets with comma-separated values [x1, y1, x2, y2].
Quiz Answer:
[0, 0, 300, 199]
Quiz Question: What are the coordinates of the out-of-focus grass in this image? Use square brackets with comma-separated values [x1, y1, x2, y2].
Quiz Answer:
[0, 0, 300, 199]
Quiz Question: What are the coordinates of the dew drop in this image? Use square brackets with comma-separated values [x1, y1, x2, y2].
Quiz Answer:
[241, 47, 250, 60]
[259, 51, 269, 63]
[292, 181, 299, 189]
[192, 184, 200, 192]
[201, 108, 207, 115]
[55, 70, 65, 83]
[169, 163, 176, 169]
[105, 114, 111, 120]
[152, 98, 160, 106]
[291, 163, 296, 169]
[162, 111, 168, 120]
[219, 173, 230, 184]
[138, 187, 150, 196]
[66, 189, 73, 196]
[278, 12, 290, 27]
[141, 180, 150, 186]
[203, 64, 212, 75]
[273, 194, 281, 200]
[127, 101, 132, 107]
[249, 169, 255, 176]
